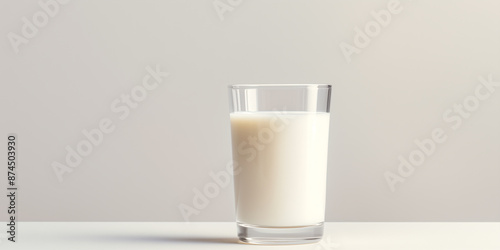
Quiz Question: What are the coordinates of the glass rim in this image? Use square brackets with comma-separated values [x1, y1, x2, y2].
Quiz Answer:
[228, 84, 331, 89]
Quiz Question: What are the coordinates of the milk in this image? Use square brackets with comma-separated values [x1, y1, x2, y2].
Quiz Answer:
[230, 112, 330, 227]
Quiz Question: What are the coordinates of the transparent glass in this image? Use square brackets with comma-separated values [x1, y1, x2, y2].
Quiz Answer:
[228, 84, 332, 244]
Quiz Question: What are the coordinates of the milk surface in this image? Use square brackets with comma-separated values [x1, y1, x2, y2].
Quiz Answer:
[230, 112, 330, 227]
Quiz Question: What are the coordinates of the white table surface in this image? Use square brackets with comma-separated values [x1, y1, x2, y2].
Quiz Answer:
[1, 222, 499, 250]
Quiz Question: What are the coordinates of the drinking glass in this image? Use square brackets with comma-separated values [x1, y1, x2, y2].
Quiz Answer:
[228, 84, 332, 244]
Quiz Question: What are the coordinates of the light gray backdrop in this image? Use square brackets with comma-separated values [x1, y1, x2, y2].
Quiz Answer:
[1, 0, 499, 222]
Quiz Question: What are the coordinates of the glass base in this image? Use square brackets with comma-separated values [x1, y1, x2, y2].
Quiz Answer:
[237, 222, 323, 245]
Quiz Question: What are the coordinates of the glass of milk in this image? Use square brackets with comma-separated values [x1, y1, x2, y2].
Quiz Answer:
[228, 84, 331, 244]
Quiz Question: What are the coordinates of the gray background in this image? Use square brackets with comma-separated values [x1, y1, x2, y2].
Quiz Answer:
[0, 0, 499, 222]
